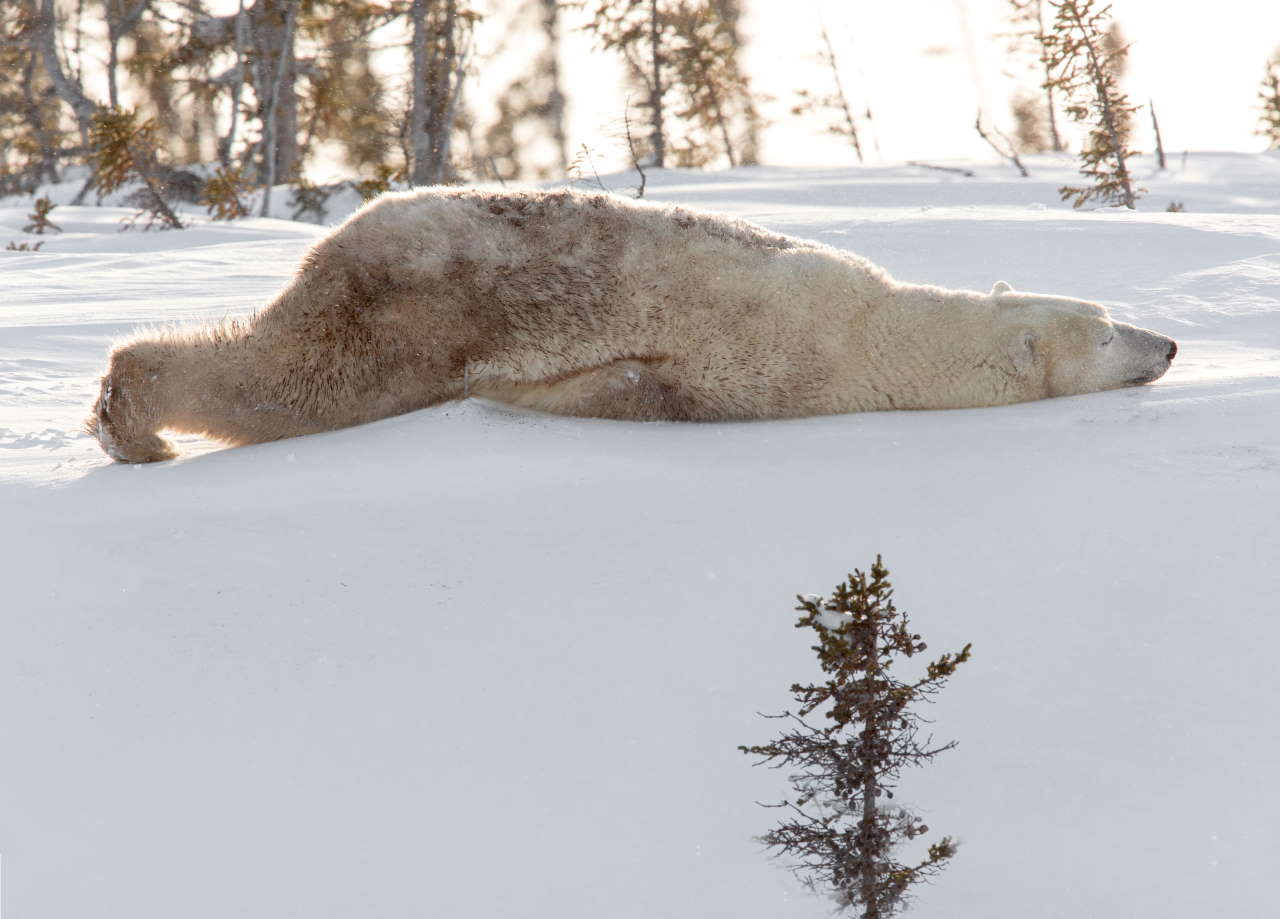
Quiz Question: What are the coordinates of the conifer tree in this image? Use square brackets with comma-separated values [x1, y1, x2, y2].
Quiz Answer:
[1041, 0, 1141, 208]
[474, 0, 570, 181]
[0, 1, 67, 192]
[288, 176, 333, 222]
[1009, 89, 1051, 154]
[741, 557, 971, 918]
[90, 106, 185, 229]
[353, 163, 400, 201]
[1258, 50, 1280, 150]
[1099, 20, 1131, 146]
[578, 0, 669, 166]
[578, 0, 760, 169]
[202, 165, 251, 220]
[301, 7, 393, 176]
[664, 0, 761, 167]
[23, 196, 60, 234]
[1005, 0, 1064, 152]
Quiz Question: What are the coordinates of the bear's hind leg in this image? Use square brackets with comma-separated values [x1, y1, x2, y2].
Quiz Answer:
[474, 358, 721, 421]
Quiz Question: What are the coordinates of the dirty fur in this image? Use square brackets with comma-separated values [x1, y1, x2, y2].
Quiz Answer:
[87, 187, 1177, 463]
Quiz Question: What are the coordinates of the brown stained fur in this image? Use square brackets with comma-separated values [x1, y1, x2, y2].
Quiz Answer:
[85, 187, 1164, 463]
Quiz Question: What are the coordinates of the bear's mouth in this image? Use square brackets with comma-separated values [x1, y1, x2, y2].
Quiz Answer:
[1125, 367, 1167, 386]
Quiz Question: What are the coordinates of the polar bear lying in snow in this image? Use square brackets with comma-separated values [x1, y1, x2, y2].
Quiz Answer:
[88, 188, 1177, 463]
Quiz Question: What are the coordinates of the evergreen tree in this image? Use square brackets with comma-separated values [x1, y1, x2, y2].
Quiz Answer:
[0, 1, 68, 193]
[665, 0, 761, 167]
[202, 165, 251, 220]
[742, 557, 971, 919]
[287, 175, 333, 222]
[1099, 20, 1131, 146]
[1041, 0, 1141, 208]
[301, 6, 394, 176]
[23, 196, 60, 234]
[1258, 50, 1280, 150]
[578, 0, 760, 169]
[578, 0, 668, 165]
[1009, 89, 1051, 154]
[89, 106, 185, 229]
[476, 0, 570, 181]
[1005, 0, 1064, 152]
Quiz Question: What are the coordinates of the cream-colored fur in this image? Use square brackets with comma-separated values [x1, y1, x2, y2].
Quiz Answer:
[87, 188, 1177, 462]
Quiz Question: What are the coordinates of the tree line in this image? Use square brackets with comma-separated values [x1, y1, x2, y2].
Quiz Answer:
[0, 0, 761, 202]
[3, 0, 1279, 216]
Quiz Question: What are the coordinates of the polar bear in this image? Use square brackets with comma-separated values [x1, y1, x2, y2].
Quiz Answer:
[88, 188, 1177, 463]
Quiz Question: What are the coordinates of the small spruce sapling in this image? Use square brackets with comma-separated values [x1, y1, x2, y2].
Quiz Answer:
[202, 165, 251, 221]
[23, 196, 61, 234]
[352, 164, 401, 202]
[741, 557, 971, 918]
[1004, 0, 1064, 152]
[1040, 0, 1141, 208]
[1258, 50, 1280, 150]
[288, 176, 334, 223]
[89, 106, 185, 230]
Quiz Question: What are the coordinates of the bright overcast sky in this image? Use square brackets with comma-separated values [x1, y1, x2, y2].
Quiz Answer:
[194, 0, 1280, 171]
[560, 0, 1280, 167]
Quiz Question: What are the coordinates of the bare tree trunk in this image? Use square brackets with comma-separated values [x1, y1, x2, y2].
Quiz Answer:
[260, 0, 298, 216]
[708, 83, 735, 166]
[648, 0, 665, 168]
[540, 0, 568, 176]
[1149, 98, 1166, 170]
[409, 0, 430, 184]
[857, 621, 880, 919]
[104, 1, 151, 111]
[37, 0, 96, 147]
[72, 0, 85, 84]
[218, 0, 247, 167]
[1032, 0, 1065, 152]
[821, 27, 863, 164]
[411, 0, 468, 186]
[425, 0, 457, 185]
[252, 0, 300, 188]
[106, 15, 119, 108]
[20, 53, 61, 183]
[711, 0, 759, 163]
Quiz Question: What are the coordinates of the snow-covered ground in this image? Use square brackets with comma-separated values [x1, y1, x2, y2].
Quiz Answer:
[2, 154, 1278, 918]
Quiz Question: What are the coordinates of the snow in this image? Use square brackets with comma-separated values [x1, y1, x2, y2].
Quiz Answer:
[2, 153, 1278, 918]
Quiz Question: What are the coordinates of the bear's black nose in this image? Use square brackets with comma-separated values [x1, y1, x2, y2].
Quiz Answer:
[1167, 341, 1178, 362]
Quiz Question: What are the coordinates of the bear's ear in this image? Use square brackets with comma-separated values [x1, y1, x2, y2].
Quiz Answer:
[991, 280, 1015, 295]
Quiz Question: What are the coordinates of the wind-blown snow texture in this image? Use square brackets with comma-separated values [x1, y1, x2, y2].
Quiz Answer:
[2, 155, 1278, 919]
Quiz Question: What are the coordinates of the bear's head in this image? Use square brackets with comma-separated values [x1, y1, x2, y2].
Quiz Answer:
[989, 281, 1176, 399]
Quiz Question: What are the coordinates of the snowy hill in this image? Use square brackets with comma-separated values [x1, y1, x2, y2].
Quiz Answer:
[2, 154, 1278, 919]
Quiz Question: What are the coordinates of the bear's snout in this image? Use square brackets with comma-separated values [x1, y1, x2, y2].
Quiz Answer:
[1108, 323, 1177, 387]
